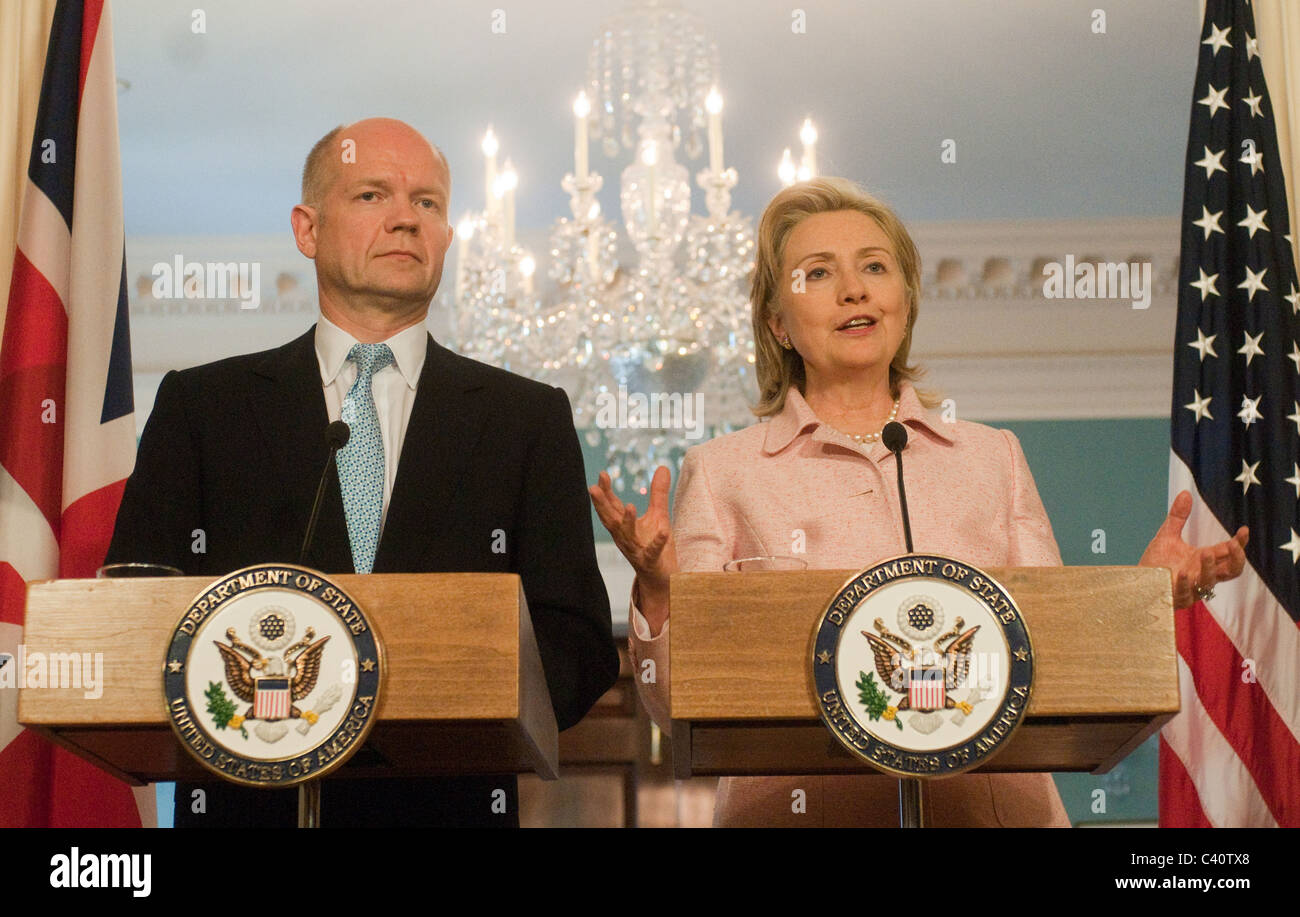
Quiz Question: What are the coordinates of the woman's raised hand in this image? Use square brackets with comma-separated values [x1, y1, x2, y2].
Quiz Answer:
[1140, 490, 1249, 608]
[589, 466, 678, 585]
[589, 466, 678, 634]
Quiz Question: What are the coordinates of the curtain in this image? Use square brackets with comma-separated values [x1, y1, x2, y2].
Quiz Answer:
[0, 0, 59, 336]
[1255, 0, 1300, 265]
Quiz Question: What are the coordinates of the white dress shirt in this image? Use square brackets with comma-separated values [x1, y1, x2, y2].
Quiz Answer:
[314, 314, 428, 530]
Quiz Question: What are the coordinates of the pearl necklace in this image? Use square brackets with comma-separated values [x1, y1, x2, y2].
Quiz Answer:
[823, 398, 901, 444]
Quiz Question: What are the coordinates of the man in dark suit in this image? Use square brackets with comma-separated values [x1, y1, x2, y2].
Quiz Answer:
[106, 117, 618, 826]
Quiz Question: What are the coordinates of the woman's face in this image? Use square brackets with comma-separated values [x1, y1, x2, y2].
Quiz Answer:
[768, 209, 910, 389]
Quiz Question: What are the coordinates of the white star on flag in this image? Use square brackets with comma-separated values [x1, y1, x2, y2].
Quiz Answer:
[1194, 206, 1225, 239]
[1185, 390, 1214, 421]
[1203, 22, 1233, 55]
[1244, 146, 1266, 177]
[1235, 458, 1261, 493]
[1238, 330, 1265, 364]
[1189, 328, 1218, 360]
[1288, 340, 1300, 374]
[1242, 89, 1264, 118]
[1290, 401, 1300, 435]
[1238, 393, 1263, 425]
[1238, 204, 1269, 237]
[1281, 528, 1300, 564]
[1191, 267, 1220, 300]
[1287, 463, 1300, 498]
[1246, 31, 1260, 61]
[1238, 264, 1268, 300]
[1286, 283, 1300, 313]
[1194, 146, 1227, 179]
[1199, 84, 1231, 117]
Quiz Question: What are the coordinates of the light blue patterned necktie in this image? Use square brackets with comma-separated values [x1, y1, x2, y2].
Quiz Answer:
[336, 342, 394, 574]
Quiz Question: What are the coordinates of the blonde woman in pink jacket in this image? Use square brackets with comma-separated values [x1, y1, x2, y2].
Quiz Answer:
[590, 178, 1248, 827]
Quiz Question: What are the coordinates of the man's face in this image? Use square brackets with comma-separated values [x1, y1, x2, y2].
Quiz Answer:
[293, 120, 452, 316]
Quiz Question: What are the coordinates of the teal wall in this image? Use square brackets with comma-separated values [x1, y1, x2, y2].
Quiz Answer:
[997, 418, 1169, 826]
[584, 416, 1172, 826]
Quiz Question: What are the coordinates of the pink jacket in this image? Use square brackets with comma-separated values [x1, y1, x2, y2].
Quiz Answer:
[629, 382, 1071, 826]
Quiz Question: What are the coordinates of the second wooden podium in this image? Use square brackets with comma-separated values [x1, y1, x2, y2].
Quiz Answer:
[668, 566, 1178, 780]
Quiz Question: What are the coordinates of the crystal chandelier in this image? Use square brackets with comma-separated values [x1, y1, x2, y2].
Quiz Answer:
[453, 0, 818, 493]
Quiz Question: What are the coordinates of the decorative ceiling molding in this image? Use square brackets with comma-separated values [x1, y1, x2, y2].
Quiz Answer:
[125, 216, 1182, 421]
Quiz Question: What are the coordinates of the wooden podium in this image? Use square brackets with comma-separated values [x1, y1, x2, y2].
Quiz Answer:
[668, 566, 1179, 780]
[18, 573, 559, 786]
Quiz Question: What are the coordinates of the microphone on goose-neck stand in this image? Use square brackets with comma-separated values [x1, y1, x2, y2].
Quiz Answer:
[299, 421, 351, 565]
[882, 420, 925, 828]
[882, 421, 913, 554]
[295, 420, 349, 829]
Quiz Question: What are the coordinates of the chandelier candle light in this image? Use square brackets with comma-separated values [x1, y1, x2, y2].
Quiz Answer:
[574, 91, 590, 182]
[779, 147, 797, 187]
[706, 87, 724, 176]
[454, 215, 474, 303]
[482, 128, 499, 217]
[800, 118, 818, 181]
[498, 160, 518, 253]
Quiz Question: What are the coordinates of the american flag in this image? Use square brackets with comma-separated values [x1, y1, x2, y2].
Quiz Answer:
[1160, 0, 1300, 828]
[0, 0, 142, 827]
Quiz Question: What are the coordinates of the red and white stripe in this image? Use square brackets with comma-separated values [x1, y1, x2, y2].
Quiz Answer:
[1159, 454, 1300, 827]
[254, 685, 291, 721]
[908, 669, 946, 711]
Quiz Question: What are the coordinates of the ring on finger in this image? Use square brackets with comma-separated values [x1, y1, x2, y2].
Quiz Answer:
[1194, 582, 1215, 601]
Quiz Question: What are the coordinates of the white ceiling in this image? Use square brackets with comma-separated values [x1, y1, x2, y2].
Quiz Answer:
[112, 0, 1203, 236]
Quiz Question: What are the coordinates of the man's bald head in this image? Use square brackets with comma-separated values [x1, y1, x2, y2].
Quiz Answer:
[290, 117, 455, 340]
[301, 118, 450, 210]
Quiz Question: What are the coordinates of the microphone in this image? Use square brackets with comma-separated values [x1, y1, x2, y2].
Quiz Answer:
[883, 418, 922, 825]
[325, 420, 352, 450]
[299, 421, 350, 564]
[882, 421, 914, 553]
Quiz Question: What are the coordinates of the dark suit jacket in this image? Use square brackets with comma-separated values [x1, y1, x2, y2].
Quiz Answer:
[106, 325, 618, 826]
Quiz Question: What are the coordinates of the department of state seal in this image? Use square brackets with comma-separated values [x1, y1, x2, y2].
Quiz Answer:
[162, 564, 384, 787]
[811, 553, 1033, 778]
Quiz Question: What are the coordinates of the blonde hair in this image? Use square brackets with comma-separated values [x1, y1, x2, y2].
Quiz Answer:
[750, 177, 936, 417]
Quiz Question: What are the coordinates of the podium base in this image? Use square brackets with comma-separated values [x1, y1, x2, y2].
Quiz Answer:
[298, 781, 321, 829]
[899, 778, 924, 828]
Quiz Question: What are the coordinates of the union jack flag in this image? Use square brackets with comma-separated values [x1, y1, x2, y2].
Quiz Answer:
[1160, 0, 1300, 827]
[0, 0, 142, 827]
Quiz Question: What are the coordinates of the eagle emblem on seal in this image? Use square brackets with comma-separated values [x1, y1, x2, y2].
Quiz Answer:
[860, 595, 982, 716]
[862, 619, 979, 713]
[213, 622, 330, 724]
